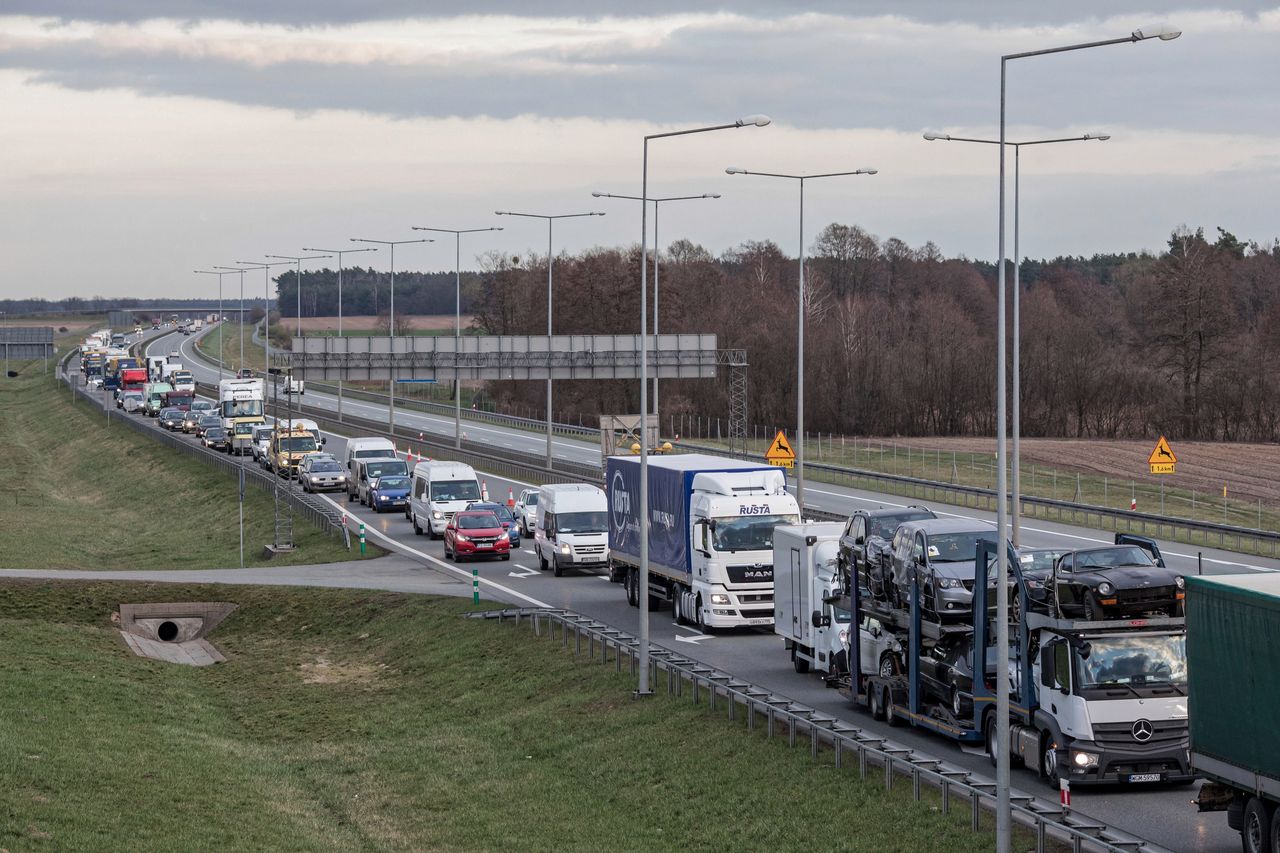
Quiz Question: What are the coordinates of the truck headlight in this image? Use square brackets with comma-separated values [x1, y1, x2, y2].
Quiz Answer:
[1071, 750, 1099, 768]
[560, 543, 571, 555]
[1097, 581, 1115, 596]
[838, 628, 849, 647]
[710, 594, 730, 605]
[1174, 576, 1185, 590]
[432, 511, 443, 520]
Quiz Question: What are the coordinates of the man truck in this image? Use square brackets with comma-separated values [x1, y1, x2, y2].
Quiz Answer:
[1189, 573, 1280, 853]
[607, 454, 800, 630]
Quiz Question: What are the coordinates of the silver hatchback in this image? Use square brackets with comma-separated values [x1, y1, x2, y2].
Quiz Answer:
[300, 456, 347, 493]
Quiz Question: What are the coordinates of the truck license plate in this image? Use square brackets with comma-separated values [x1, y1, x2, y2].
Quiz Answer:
[1127, 773, 1161, 783]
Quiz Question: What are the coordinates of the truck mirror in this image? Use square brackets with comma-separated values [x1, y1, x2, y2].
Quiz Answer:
[810, 610, 829, 629]
[1040, 645, 1055, 687]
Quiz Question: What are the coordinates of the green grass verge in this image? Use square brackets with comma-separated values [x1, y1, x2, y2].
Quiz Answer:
[1, 581, 1017, 851]
[0, 353, 375, 569]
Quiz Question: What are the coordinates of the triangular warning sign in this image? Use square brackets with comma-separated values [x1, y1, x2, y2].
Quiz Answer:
[765, 430, 795, 462]
[1147, 435, 1177, 465]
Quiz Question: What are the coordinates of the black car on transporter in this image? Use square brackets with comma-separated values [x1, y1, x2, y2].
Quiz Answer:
[1050, 535, 1184, 620]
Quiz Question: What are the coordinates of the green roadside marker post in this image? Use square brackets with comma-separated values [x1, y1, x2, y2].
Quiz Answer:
[472, 568, 479, 604]
[359, 522, 366, 555]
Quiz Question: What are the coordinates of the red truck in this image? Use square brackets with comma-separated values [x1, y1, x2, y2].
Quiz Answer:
[162, 390, 194, 411]
[120, 368, 149, 394]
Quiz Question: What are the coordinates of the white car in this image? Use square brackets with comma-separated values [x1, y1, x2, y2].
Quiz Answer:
[515, 488, 540, 537]
[121, 392, 146, 414]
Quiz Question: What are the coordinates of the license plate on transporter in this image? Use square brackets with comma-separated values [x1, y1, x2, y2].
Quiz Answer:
[1127, 773, 1161, 783]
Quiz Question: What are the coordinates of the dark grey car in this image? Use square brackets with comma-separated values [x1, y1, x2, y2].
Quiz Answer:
[839, 506, 937, 596]
[888, 517, 997, 618]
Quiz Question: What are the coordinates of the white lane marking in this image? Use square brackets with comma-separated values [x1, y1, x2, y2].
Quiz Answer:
[508, 566, 539, 579]
[800, 485, 1274, 571]
[597, 575, 612, 581]
[314, 493, 550, 608]
[674, 633, 713, 644]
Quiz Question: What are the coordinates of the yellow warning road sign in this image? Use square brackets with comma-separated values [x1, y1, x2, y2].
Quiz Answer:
[1148, 435, 1176, 475]
[765, 430, 795, 469]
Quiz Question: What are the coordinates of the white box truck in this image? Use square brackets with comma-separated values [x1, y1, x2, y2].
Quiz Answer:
[534, 484, 609, 577]
[409, 460, 481, 538]
[607, 453, 800, 630]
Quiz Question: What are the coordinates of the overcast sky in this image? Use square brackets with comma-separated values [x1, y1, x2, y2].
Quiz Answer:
[2, 3, 1278, 300]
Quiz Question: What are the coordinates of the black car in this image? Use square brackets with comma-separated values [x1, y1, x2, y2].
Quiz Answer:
[839, 506, 937, 596]
[158, 407, 185, 431]
[1010, 547, 1068, 621]
[918, 633, 1017, 720]
[1052, 536, 1183, 620]
[195, 415, 222, 438]
[202, 426, 230, 451]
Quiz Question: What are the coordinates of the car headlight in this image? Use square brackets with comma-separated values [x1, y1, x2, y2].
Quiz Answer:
[560, 543, 571, 555]
[937, 577, 954, 589]
[379, 495, 388, 501]
[1174, 576, 1185, 589]
[1097, 581, 1115, 596]
[337, 475, 346, 482]
[1071, 750, 1099, 768]
[432, 511, 443, 520]
[456, 534, 469, 542]
[710, 594, 730, 605]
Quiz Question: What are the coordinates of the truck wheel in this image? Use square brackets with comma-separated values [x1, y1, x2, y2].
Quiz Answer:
[868, 684, 885, 720]
[626, 568, 638, 607]
[1040, 736, 1061, 787]
[885, 688, 904, 727]
[792, 646, 810, 674]
[672, 590, 684, 625]
[412, 514, 423, 536]
[1268, 802, 1280, 853]
[1243, 797, 1273, 853]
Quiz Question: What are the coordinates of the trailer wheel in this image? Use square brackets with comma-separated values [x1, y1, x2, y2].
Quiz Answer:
[626, 568, 638, 607]
[792, 646, 810, 674]
[672, 590, 684, 625]
[1268, 802, 1280, 853]
[984, 713, 999, 767]
[885, 688, 904, 727]
[1243, 797, 1273, 853]
[869, 684, 885, 720]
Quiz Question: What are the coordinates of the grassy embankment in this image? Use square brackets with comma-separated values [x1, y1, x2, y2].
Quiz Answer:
[0, 351, 374, 569]
[0, 581, 1021, 851]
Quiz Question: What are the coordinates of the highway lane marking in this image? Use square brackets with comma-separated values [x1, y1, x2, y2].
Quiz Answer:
[508, 566, 539, 579]
[313, 493, 551, 608]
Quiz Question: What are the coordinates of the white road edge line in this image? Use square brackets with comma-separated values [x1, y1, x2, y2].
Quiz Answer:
[314, 493, 551, 608]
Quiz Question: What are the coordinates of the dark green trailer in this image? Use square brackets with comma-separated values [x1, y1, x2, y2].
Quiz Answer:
[1187, 573, 1280, 853]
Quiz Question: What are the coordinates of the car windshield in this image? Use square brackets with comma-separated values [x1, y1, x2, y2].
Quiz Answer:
[869, 510, 932, 540]
[928, 532, 990, 563]
[168, 394, 193, 404]
[201, 416, 220, 424]
[524, 493, 539, 506]
[557, 511, 608, 534]
[1075, 546, 1157, 570]
[206, 428, 227, 438]
[472, 505, 514, 523]
[365, 461, 407, 478]
[711, 514, 801, 552]
[1020, 550, 1066, 572]
[280, 436, 318, 452]
[191, 401, 213, 411]
[377, 476, 410, 490]
[1077, 634, 1187, 690]
[255, 429, 273, 441]
[458, 513, 499, 530]
[431, 481, 481, 502]
[354, 448, 394, 460]
[310, 461, 342, 473]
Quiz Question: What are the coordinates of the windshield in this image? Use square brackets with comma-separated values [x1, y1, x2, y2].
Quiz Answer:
[167, 394, 193, 404]
[928, 532, 989, 563]
[206, 428, 227, 438]
[255, 429, 273, 441]
[431, 480, 481, 502]
[524, 493, 539, 506]
[310, 461, 342, 473]
[365, 461, 407, 478]
[222, 400, 264, 418]
[233, 423, 256, 436]
[280, 437, 318, 452]
[1077, 634, 1187, 690]
[869, 511, 932, 540]
[354, 448, 394, 460]
[557, 511, 608, 534]
[458, 513, 499, 530]
[1021, 550, 1066, 572]
[1076, 546, 1156, 570]
[377, 476, 410, 490]
[711, 514, 801, 552]
[191, 401, 213, 411]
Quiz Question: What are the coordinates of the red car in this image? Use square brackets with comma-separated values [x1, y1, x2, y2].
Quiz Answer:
[444, 510, 511, 562]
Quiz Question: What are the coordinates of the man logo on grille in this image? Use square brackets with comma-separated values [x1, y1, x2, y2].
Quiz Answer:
[1132, 719, 1154, 742]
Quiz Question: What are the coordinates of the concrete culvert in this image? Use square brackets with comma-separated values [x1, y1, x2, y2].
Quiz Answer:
[117, 602, 237, 666]
[157, 620, 179, 642]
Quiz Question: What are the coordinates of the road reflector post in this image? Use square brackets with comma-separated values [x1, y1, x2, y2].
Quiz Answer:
[359, 522, 366, 555]
[1059, 778, 1070, 811]
[472, 567, 479, 605]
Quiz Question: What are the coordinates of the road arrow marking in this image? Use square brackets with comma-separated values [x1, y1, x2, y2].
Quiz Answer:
[508, 566, 539, 579]
[674, 631, 714, 645]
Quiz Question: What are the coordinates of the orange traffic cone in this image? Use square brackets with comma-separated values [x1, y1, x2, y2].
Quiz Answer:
[481, 480, 489, 501]
[507, 487, 515, 508]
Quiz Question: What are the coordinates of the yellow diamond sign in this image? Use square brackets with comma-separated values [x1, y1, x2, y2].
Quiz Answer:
[765, 430, 795, 469]
[1148, 435, 1176, 475]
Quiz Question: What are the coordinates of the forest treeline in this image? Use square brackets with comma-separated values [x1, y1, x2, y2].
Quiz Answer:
[463, 223, 1280, 442]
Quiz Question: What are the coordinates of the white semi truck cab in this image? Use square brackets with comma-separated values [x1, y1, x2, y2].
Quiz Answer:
[608, 454, 800, 630]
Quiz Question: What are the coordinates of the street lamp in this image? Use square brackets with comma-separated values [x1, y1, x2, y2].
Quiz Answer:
[634, 113, 771, 698]
[349, 237, 433, 436]
[724, 165, 876, 513]
[924, 131, 1109, 547]
[265, 253, 332, 339]
[592, 191, 720, 428]
[989, 25, 1178, 853]
[411, 226, 503, 448]
[303, 245, 379, 422]
[233, 260, 293, 375]
[493, 210, 605, 467]
[213, 265, 252, 369]
[194, 269, 235, 380]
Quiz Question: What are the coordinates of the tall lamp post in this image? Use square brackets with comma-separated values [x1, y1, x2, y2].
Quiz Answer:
[990, 25, 1179, 853]
[265, 253, 331, 339]
[213, 265, 251, 369]
[233, 259, 292, 376]
[349, 237, 432, 436]
[493, 210, 605, 467]
[194, 269, 235, 380]
[592, 191, 719, 428]
[302, 245, 379, 422]
[924, 131, 1110, 546]
[410, 225, 503, 448]
[633, 114, 771, 697]
[724, 165, 876, 513]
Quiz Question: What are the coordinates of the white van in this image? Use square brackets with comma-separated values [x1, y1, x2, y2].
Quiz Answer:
[534, 483, 609, 577]
[345, 437, 397, 476]
[409, 460, 481, 538]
